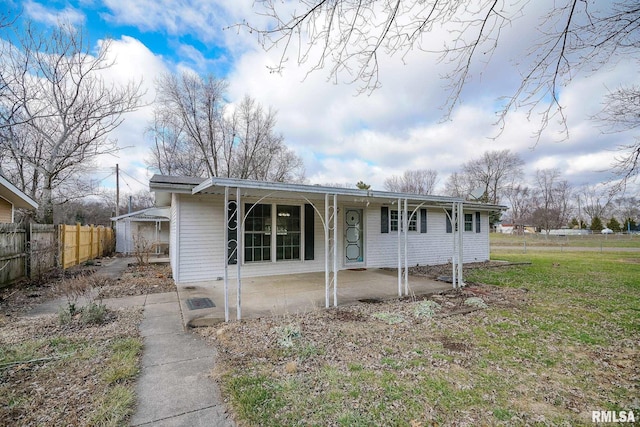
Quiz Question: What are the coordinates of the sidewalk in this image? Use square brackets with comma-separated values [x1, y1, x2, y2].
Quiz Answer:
[22, 257, 234, 426]
[131, 291, 233, 426]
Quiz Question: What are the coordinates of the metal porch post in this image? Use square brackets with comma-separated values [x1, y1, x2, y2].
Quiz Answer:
[457, 201, 464, 288]
[325, 193, 329, 308]
[236, 187, 242, 320]
[452, 202, 457, 289]
[333, 193, 338, 307]
[397, 197, 402, 297]
[223, 186, 229, 322]
[403, 198, 409, 296]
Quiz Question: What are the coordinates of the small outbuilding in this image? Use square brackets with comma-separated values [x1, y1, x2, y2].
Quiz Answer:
[111, 207, 170, 255]
[150, 175, 506, 321]
[0, 174, 38, 223]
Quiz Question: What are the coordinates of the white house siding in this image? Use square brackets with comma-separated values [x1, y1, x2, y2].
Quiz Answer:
[173, 194, 491, 284]
[175, 194, 222, 283]
[170, 194, 179, 281]
[364, 205, 490, 268]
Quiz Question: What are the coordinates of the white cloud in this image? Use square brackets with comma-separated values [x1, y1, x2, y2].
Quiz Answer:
[24, 0, 85, 26]
[93, 36, 169, 195]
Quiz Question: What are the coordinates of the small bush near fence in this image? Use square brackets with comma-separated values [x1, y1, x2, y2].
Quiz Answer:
[0, 223, 114, 288]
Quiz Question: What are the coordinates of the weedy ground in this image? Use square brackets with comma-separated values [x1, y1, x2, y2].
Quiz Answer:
[0, 261, 174, 426]
[197, 251, 639, 426]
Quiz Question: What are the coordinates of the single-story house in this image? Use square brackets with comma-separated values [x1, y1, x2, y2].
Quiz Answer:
[111, 207, 170, 255]
[150, 175, 506, 320]
[0, 174, 38, 223]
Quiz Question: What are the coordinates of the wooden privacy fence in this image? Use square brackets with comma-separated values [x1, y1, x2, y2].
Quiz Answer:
[0, 223, 114, 287]
[59, 224, 114, 269]
[0, 224, 27, 286]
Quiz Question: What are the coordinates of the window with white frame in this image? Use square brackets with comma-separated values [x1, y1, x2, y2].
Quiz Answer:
[244, 203, 303, 262]
[276, 205, 301, 260]
[244, 203, 271, 262]
[464, 213, 473, 232]
[390, 209, 418, 232]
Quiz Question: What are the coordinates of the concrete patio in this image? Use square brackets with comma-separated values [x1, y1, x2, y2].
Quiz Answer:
[178, 268, 452, 327]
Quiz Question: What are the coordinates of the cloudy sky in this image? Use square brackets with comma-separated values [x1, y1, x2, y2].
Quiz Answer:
[2, 0, 637, 198]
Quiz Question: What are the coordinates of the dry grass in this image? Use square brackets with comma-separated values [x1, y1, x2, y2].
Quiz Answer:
[0, 258, 176, 426]
[0, 308, 143, 426]
[197, 253, 639, 426]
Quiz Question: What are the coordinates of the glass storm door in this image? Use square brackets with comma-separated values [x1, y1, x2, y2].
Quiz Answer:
[344, 208, 364, 264]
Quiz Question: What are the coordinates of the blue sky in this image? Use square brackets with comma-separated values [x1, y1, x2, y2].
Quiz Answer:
[2, 0, 638, 199]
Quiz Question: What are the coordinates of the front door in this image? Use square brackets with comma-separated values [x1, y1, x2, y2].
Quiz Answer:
[344, 208, 364, 264]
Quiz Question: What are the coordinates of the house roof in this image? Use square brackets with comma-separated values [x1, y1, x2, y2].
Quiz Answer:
[150, 174, 507, 212]
[110, 207, 170, 221]
[0, 174, 38, 210]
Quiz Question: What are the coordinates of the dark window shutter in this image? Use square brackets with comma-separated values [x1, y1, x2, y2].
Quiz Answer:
[475, 212, 481, 233]
[446, 210, 452, 233]
[381, 206, 389, 233]
[304, 204, 314, 260]
[227, 201, 237, 264]
[420, 208, 427, 233]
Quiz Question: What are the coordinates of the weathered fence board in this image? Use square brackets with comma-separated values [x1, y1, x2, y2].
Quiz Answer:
[28, 224, 57, 280]
[0, 223, 114, 287]
[0, 224, 26, 285]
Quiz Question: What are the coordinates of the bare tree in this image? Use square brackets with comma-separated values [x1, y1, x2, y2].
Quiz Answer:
[460, 150, 524, 205]
[503, 183, 532, 227]
[151, 72, 227, 177]
[241, 1, 640, 178]
[598, 85, 640, 184]
[146, 111, 207, 177]
[0, 21, 143, 223]
[443, 171, 475, 199]
[383, 169, 438, 194]
[531, 168, 573, 234]
[228, 95, 305, 182]
[148, 72, 305, 182]
[579, 184, 614, 224]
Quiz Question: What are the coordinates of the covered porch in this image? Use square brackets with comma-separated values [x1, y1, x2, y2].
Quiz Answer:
[192, 177, 470, 322]
[177, 268, 452, 327]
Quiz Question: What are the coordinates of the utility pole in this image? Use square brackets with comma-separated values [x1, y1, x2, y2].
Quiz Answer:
[115, 164, 120, 217]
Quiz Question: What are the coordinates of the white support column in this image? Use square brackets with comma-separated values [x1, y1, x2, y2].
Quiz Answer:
[397, 198, 402, 297]
[333, 193, 338, 307]
[457, 202, 464, 288]
[325, 193, 330, 308]
[403, 198, 409, 296]
[451, 202, 457, 289]
[223, 186, 229, 322]
[236, 187, 242, 320]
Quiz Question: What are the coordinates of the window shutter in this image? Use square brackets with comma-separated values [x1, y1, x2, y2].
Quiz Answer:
[420, 209, 427, 233]
[475, 212, 481, 233]
[381, 206, 389, 233]
[304, 204, 314, 260]
[446, 210, 452, 233]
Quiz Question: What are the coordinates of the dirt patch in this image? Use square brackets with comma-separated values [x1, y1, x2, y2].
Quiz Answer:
[0, 264, 97, 317]
[97, 264, 175, 299]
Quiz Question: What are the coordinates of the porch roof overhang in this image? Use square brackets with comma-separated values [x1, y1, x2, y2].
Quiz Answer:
[110, 207, 171, 222]
[192, 176, 507, 211]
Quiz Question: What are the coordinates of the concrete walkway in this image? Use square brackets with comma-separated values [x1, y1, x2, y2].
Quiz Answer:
[22, 257, 234, 426]
[131, 292, 234, 426]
